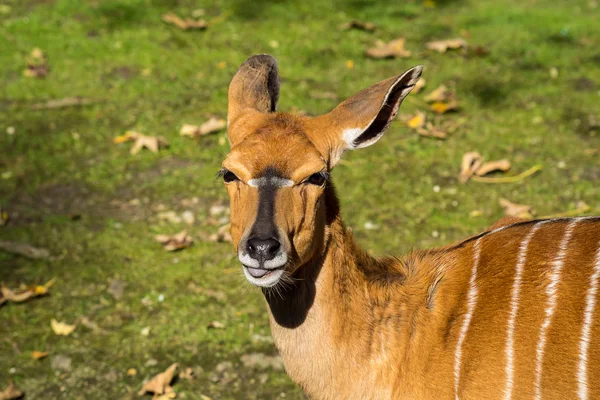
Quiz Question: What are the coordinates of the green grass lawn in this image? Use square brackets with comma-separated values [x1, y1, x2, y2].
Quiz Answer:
[1, 0, 598, 398]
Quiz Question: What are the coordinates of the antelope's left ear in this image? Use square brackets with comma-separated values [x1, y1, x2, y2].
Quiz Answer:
[322, 65, 423, 154]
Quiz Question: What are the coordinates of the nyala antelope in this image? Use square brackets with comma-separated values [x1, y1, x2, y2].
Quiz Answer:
[220, 54, 600, 399]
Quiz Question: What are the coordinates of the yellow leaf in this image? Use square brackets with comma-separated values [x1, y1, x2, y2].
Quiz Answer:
[430, 101, 458, 114]
[32, 351, 49, 360]
[51, 319, 76, 336]
[406, 111, 426, 129]
[366, 37, 411, 59]
[345, 60, 355, 69]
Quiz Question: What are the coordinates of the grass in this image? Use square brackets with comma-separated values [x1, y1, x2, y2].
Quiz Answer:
[0, 0, 599, 398]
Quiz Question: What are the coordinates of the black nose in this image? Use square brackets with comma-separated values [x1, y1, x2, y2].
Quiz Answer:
[247, 237, 281, 261]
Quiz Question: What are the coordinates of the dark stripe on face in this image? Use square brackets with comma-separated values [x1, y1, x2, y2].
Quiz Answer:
[249, 167, 282, 240]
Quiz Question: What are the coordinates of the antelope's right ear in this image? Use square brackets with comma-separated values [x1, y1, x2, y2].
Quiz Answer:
[227, 54, 280, 145]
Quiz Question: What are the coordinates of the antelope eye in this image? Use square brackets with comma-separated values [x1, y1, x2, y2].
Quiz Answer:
[306, 172, 328, 186]
[222, 170, 239, 183]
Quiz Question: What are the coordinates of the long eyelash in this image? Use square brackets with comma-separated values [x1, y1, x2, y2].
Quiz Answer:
[216, 168, 228, 180]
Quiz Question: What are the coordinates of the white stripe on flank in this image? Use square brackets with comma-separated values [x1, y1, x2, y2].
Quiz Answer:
[533, 219, 579, 400]
[454, 237, 482, 400]
[577, 239, 600, 400]
[504, 221, 548, 400]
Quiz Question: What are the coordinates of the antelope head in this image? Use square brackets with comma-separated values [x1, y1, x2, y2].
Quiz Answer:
[221, 55, 422, 288]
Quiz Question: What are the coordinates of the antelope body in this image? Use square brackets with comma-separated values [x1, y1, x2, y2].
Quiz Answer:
[220, 55, 600, 399]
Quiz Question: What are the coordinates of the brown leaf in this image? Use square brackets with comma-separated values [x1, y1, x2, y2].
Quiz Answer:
[459, 152, 483, 183]
[413, 78, 426, 94]
[31, 97, 96, 110]
[0, 278, 54, 304]
[424, 84, 454, 103]
[114, 131, 168, 155]
[80, 316, 109, 335]
[23, 48, 48, 78]
[366, 38, 411, 59]
[0, 240, 50, 259]
[0, 380, 24, 400]
[417, 122, 448, 139]
[51, 319, 76, 336]
[499, 198, 534, 219]
[31, 351, 49, 360]
[340, 20, 376, 32]
[426, 38, 468, 53]
[475, 159, 511, 176]
[207, 321, 225, 329]
[208, 223, 231, 243]
[180, 117, 226, 138]
[155, 231, 193, 251]
[179, 367, 195, 380]
[138, 363, 178, 396]
[162, 13, 207, 30]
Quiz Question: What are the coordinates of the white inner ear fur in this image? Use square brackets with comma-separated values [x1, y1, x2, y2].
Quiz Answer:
[340, 66, 423, 151]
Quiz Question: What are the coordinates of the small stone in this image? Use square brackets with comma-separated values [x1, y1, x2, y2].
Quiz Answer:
[140, 326, 150, 336]
[51, 354, 72, 372]
[433, 185, 441, 193]
[432, 230, 440, 238]
[157, 294, 165, 302]
[363, 221, 379, 230]
[145, 359, 158, 367]
[6, 126, 15, 135]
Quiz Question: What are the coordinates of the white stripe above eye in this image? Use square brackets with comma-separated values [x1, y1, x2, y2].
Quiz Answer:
[577, 239, 600, 400]
[248, 177, 294, 188]
[533, 219, 579, 400]
[504, 221, 548, 400]
[454, 237, 482, 400]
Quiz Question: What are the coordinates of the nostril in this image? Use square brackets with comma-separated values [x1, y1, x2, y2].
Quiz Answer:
[247, 237, 281, 261]
[266, 238, 280, 255]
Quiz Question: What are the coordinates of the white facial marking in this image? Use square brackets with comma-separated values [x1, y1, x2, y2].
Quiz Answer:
[454, 237, 482, 400]
[248, 177, 294, 188]
[577, 239, 600, 400]
[238, 251, 288, 288]
[504, 221, 548, 400]
[534, 219, 578, 400]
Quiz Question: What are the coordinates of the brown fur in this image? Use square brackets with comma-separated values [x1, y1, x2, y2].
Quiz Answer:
[221, 55, 600, 399]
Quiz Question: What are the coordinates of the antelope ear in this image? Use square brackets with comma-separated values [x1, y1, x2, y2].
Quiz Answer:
[327, 65, 422, 151]
[227, 55, 280, 144]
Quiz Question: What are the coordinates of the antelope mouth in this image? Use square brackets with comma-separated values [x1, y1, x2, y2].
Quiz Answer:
[242, 265, 285, 287]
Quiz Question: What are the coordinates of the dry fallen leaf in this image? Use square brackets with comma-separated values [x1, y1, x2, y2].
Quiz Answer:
[208, 223, 232, 243]
[127, 368, 137, 376]
[179, 367, 195, 380]
[114, 131, 168, 155]
[424, 84, 453, 103]
[207, 321, 225, 329]
[32, 351, 49, 360]
[475, 159, 512, 176]
[162, 13, 207, 30]
[499, 198, 534, 219]
[155, 231, 193, 251]
[31, 97, 96, 110]
[430, 100, 459, 114]
[366, 38, 411, 59]
[417, 122, 448, 139]
[459, 152, 484, 183]
[406, 111, 426, 129]
[0, 379, 24, 400]
[426, 38, 468, 53]
[0, 240, 50, 259]
[0, 278, 55, 304]
[340, 20, 376, 32]
[138, 363, 178, 397]
[80, 316, 109, 335]
[413, 78, 426, 94]
[180, 117, 226, 138]
[23, 47, 48, 78]
[51, 319, 76, 336]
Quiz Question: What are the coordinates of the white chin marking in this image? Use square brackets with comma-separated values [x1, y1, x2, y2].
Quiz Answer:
[243, 267, 285, 288]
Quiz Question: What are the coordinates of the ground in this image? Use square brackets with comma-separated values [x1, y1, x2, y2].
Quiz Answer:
[0, 0, 599, 398]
